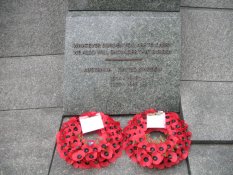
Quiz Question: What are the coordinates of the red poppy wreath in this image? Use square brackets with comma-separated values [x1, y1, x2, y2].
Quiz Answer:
[123, 109, 192, 169]
[56, 112, 123, 169]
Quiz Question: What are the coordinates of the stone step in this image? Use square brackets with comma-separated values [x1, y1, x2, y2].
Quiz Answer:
[189, 144, 233, 175]
[0, 108, 63, 175]
[181, 81, 233, 141]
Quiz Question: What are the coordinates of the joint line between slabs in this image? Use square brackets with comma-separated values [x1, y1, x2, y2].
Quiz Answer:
[0, 53, 64, 59]
[181, 6, 233, 11]
[47, 117, 64, 175]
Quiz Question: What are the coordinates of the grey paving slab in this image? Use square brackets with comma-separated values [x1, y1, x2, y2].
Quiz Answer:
[181, 0, 233, 9]
[50, 116, 188, 175]
[68, 0, 180, 11]
[189, 145, 233, 175]
[64, 11, 181, 115]
[0, 55, 63, 110]
[0, 108, 63, 175]
[0, 0, 67, 57]
[181, 8, 233, 81]
[181, 81, 233, 141]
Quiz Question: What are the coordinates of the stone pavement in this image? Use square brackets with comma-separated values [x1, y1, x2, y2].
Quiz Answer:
[0, 1, 232, 175]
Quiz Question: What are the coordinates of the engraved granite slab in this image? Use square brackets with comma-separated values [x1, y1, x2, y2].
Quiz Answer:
[69, 0, 180, 11]
[64, 11, 181, 115]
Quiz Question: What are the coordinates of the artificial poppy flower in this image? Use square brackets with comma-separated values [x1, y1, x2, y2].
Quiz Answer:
[82, 145, 92, 154]
[114, 148, 122, 158]
[101, 149, 113, 159]
[108, 153, 118, 163]
[167, 152, 178, 163]
[73, 161, 81, 168]
[65, 157, 74, 165]
[91, 144, 101, 152]
[100, 160, 110, 167]
[151, 152, 163, 165]
[72, 124, 82, 134]
[146, 143, 157, 153]
[164, 157, 176, 168]
[111, 141, 121, 150]
[71, 150, 85, 161]
[86, 152, 98, 161]
[89, 160, 101, 169]
[138, 142, 148, 150]
[157, 143, 167, 154]
[165, 140, 175, 151]
[181, 148, 189, 159]
[154, 163, 165, 170]
[130, 154, 138, 163]
[138, 154, 153, 167]
[80, 161, 92, 169]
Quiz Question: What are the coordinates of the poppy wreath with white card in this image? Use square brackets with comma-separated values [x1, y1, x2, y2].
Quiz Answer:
[56, 112, 123, 169]
[123, 108, 192, 169]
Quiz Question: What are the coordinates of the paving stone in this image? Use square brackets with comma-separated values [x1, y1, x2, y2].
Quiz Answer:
[189, 145, 233, 175]
[181, 8, 233, 81]
[181, 0, 233, 9]
[64, 11, 181, 115]
[68, 0, 180, 11]
[50, 116, 188, 175]
[0, 0, 67, 57]
[0, 55, 63, 110]
[0, 108, 63, 175]
[181, 81, 233, 141]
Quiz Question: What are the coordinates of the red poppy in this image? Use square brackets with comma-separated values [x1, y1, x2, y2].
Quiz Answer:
[73, 162, 81, 168]
[71, 150, 85, 161]
[138, 142, 148, 150]
[154, 163, 165, 170]
[86, 152, 98, 161]
[65, 157, 74, 165]
[91, 144, 101, 152]
[108, 153, 119, 163]
[146, 143, 157, 153]
[151, 152, 163, 165]
[100, 160, 110, 167]
[138, 154, 153, 167]
[165, 140, 175, 151]
[79, 161, 92, 169]
[114, 148, 122, 158]
[101, 149, 113, 159]
[167, 152, 178, 163]
[130, 154, 138, 163]
[181, 148, 189, 159]
[111, 141, 121, 150]
[157, 143, 167, 154]
[82, 145, 92, 154]
[164, 157, 176, 168]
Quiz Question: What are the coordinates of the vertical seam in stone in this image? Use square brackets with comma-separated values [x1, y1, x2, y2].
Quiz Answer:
[47, 116, 64, 175]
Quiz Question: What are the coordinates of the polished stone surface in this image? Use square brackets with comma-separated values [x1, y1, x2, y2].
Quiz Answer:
[64, 11, 181, 115]
[0, 55, 63, 110]
[181, 0, 233, 9]
[0, 108, 63, 175]
[181, 8, 233, 81]
[0, 0, 67, 57]
[68, 0, 180, 11]
[181, 81, 233, 141]
[189, 145, 233, 175]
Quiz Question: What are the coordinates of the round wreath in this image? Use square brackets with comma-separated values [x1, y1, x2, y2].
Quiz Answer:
[56, 112, 123, 169]
[123, 109, 192, 169]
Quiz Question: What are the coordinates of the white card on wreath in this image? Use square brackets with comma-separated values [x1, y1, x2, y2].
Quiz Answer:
[79, 113, 104, 133]
[147, 111, 166, 129]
